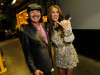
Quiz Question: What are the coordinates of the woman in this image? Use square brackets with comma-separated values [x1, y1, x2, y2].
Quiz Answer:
[47, 5, 79, 75]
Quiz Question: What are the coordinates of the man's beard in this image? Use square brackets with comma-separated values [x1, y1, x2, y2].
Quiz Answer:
[27, 15, 42, 23]
[32, 15, 39, 18]
[30, 15, 40, 23]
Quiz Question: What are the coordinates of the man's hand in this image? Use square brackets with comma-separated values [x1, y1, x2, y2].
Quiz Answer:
[34, 70, 43, 75]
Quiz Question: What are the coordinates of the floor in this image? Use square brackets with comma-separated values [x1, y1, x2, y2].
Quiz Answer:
[0, 38, 100, 75]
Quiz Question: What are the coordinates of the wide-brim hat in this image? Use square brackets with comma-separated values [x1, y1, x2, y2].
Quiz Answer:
[27, 3, 42, 14]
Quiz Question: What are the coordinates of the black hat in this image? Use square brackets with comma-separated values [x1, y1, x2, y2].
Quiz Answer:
[27, 3, 42, 14]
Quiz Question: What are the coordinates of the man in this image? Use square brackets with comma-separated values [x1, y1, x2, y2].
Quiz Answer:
[19, 3, 52, 75]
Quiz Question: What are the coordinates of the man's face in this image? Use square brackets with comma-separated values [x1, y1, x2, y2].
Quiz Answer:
[29, 10, 41, 23]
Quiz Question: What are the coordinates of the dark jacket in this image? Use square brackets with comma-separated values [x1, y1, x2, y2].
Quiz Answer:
[19, 22, 52, 73]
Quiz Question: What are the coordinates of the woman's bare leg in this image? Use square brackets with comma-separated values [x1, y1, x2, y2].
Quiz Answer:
[66, 68, 73, 75]
[58, 68, 66, 75]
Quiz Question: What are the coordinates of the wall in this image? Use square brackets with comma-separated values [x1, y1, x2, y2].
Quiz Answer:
[56, 0, 100, 29]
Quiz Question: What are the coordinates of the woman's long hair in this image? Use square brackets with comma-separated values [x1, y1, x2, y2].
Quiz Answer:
[47, 5, 64, 35]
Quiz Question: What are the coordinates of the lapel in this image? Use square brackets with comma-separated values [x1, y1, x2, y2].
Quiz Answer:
[30, 23, 49, 46]
[41, 23, 50, 44]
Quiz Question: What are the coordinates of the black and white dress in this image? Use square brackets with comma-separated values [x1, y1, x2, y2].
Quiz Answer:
[51, 21, 79, 69]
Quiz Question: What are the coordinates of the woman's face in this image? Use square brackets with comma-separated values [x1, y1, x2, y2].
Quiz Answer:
[50, 7, 59, 22]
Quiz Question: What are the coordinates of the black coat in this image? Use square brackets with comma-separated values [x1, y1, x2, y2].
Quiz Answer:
[19, 23, 52, 73]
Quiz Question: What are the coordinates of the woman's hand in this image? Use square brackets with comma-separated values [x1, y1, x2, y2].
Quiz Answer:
[57, 20, 70, 31]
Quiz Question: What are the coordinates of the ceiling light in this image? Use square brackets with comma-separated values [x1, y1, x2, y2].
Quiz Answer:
[1, 3, 4, 5]
[11, 0, 16, 5]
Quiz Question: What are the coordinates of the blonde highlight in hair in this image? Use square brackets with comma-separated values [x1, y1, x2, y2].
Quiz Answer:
[47, 5, 64, 35]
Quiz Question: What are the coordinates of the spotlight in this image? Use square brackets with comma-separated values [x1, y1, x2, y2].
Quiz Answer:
[11, 0, 16, 5]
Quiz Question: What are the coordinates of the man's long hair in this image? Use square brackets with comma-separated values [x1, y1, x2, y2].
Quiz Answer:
[27, 10, 43, 24]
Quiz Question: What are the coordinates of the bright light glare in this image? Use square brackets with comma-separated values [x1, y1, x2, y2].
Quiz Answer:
[11, 0, 16, 5]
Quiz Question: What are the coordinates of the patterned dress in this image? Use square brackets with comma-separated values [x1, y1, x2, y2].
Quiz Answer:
[51, 22, 79, 70]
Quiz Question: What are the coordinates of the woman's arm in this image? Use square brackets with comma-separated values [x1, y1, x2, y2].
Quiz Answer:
[57, 19, 75, 43]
